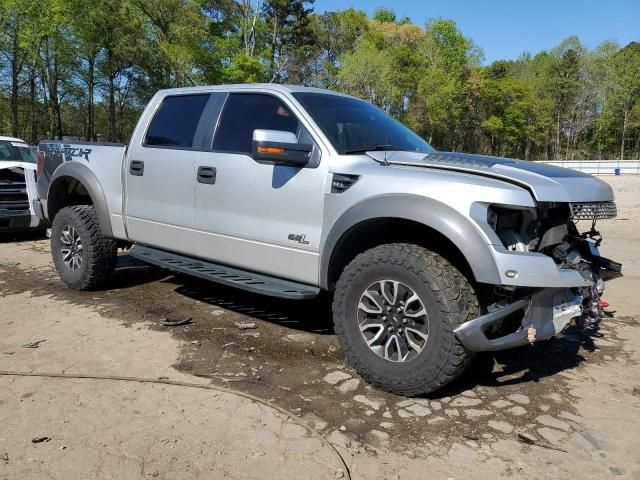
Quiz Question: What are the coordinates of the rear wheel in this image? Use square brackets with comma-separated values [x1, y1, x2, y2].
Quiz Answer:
[51, 205, 117, 290]
[332, 243, 479, 396]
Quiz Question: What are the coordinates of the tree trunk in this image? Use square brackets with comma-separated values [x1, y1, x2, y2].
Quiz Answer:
[29, 67, 37, 144]
[555, 114, 561, 160]
[10, 19, 22, 138]
[54, 100, 62, 139]
[10, 58, 20, 138]
[270, 17, 278, 82]
[107, 74, 117, 142]
[53, 58, 62, 140]
[11, 77, 20, 138]
[39, 74, 50, 138]
[42, 37, 61, 140]
[620, 107, 628, 161]
[86, 56, 95, 141]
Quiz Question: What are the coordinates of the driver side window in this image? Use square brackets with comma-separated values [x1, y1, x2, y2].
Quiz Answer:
[213, 93, 305, 155]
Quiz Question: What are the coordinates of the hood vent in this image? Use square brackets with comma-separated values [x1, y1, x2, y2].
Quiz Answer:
[331, 173, 359, 193]
[423, 152, 499, 169]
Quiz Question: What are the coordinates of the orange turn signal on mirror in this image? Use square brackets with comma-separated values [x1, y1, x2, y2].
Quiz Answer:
[257, 146, 284, 154]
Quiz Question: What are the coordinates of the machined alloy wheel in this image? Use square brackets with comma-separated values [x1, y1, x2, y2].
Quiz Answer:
[332, 243, 480, 396]
[357, 280, 429, 362]
[60, 225, 83, 271]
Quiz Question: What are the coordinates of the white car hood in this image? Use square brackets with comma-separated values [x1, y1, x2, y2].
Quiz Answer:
[0, 161, 37, 171]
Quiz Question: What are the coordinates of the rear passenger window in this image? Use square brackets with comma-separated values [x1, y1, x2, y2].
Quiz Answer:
[145, 94, 210, 148]
[213, 94, 300, 154]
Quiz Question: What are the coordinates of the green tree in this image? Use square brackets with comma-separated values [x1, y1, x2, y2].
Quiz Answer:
[608, 42, 640, 159]
[372, 7, 395, 24]
[309, 8, 368, 87]
[0, 0, 41, 137]
[263, 0, 315, 82]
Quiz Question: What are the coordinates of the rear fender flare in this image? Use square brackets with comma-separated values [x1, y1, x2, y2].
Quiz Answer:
[47, 161, 114, 238]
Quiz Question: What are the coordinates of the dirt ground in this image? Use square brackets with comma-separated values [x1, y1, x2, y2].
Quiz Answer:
[1, 175, 639, 479]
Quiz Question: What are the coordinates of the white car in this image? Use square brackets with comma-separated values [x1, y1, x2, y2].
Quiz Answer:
[0, 135, 45, 233]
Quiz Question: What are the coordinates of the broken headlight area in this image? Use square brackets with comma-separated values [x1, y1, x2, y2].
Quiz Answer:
[487, 205, 539, 253]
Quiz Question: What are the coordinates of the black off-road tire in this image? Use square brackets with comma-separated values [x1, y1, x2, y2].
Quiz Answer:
[332, 243, 479, 396]
[51, 205, 117, 290]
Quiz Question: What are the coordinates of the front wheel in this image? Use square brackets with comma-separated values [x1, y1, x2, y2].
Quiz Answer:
[51, 205, 117, 290]
[332, 243, 479, 396]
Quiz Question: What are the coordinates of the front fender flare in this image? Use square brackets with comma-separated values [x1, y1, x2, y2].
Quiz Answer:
[319, 195, 502, 288]
[47, 161, 114, 238]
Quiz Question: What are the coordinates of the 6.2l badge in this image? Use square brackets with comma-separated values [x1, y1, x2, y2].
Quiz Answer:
[288, 233, 310, 245]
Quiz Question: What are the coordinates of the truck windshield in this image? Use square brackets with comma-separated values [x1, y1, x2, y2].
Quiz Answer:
[0, 140, 36, 163]
[292, 93, 434, 155]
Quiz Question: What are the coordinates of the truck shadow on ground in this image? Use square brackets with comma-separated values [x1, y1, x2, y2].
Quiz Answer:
[171, 275, 336, 335]
[109, 255, 334, 334]
[170, 272, 599, 398]
[0, 230, 47, 244]
[108, 254, 600, 397]
[439, 332, 593, 398]
[97, 254, 170, 290]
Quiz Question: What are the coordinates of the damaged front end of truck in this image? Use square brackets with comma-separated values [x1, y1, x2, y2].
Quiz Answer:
[364, 150, 624, 352]
[455, 199, 622, 351]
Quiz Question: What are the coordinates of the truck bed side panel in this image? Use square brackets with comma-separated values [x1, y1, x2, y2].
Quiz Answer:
[38, 141, 128, 239]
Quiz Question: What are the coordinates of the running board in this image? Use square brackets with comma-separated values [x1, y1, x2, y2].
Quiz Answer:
[129, 245, 320, 300]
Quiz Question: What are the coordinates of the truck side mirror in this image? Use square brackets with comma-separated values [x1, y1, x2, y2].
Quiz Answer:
[252, 129, 312, 167]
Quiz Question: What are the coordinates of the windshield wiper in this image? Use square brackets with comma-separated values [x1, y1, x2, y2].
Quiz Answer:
[343, 144, 412, 155]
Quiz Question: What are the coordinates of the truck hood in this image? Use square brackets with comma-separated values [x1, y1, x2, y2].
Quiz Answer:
[0, 161, 37, 171]
[366, 151, 613, 203]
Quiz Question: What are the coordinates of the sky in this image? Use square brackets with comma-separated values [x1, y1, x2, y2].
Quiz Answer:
[314, 0, 640, 64]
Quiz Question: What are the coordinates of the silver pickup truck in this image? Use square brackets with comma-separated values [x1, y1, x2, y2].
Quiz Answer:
[36, 84, 622, 395]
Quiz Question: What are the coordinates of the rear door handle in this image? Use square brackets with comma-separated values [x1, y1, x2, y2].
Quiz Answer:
[197, 166, 216, 184]
[129, 160, 144, 176]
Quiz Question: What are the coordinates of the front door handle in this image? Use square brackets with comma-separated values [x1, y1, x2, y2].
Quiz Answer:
[129, 160, 144, 176]
[197, 166, 216, 184]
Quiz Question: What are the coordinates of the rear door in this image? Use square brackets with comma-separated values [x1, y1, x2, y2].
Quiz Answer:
[124, 93, 212, 255]
[193, 92, 328, 285]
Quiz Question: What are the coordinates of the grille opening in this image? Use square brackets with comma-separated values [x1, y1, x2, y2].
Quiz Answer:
[0, 170, 29, 214]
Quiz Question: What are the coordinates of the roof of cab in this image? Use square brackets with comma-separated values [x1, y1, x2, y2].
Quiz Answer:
[155, 83, 353, 98]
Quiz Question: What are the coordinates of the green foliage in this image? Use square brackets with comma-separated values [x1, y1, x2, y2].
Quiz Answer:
[372, 7, 396, 24]
[0, 1, 639, 159]
[223, 53, 266, 83]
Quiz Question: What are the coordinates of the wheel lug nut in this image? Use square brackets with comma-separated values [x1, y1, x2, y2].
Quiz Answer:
[382, 315, 387, 321]
[387, 326, 394, 333]
[402, 318, 408, 324]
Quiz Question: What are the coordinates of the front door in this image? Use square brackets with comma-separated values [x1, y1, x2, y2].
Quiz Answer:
[193, 92, 328, 285]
